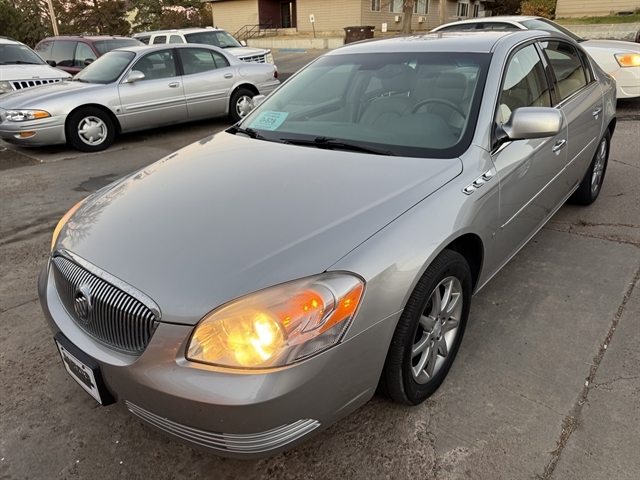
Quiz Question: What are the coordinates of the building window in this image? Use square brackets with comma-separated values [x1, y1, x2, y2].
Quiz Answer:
[472, 3, 480, 17]
[457, 2, 469, 17]
[414, 0, 428, 14]
[390, 0, 403, 13]
[371, 0, 381, 12]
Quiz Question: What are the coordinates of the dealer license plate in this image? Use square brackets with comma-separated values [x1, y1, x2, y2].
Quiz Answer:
[56, 340, 102, 404]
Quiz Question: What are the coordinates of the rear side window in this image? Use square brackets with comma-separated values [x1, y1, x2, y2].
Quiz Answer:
[480, 22, 518, 31]
[437, 24, 478, 32]
[51, 40, 77, 67]
[170, 35, 184, 44]
[74, 42, 97, 67]
[153, 36, 167, 45]
[577, 49, 594, 83]
[211, 52, 229, 68]
[137, 36, 150, 45]
[35, 40, 53, 60]
[540, 40, 587, 101]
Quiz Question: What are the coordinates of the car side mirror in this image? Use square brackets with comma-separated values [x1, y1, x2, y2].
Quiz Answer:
[251, 95, 266, 109]
[123, 70, 145, 83]
[84, 58, 94, 66]
[46, 60, 57, 67]
[240, 40, 247, 47]
[495, 107, 562, 145]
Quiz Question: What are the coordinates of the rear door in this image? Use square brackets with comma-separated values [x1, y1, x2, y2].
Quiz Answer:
[178, 47, 236, 119]
[539, 40, 603, 192]
[118, 49, 187, 131]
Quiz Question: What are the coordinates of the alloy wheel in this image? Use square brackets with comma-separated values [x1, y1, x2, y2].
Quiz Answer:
[591, 137, 607, 195]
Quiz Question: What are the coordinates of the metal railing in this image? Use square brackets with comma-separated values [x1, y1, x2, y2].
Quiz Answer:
[234, 18, 280, 41]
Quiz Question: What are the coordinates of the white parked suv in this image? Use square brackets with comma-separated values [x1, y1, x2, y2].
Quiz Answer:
[0, 36, 71, 95]
[133, 27, 276, 70]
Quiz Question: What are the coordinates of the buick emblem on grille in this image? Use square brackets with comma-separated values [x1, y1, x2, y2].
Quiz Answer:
[74, 285, 93, 322]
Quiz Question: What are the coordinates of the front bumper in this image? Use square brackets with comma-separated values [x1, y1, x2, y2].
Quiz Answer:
[0, 115, 66, 147]
[612, 66, 640, 99]
[38, 261, 398, 458]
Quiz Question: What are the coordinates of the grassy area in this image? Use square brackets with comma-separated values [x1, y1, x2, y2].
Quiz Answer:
[556, 14, 640, 25]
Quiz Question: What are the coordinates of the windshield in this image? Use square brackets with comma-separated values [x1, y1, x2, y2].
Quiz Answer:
[74, 51, 135, 84]
[184, 31, 242, 49]
[93, 39, 143, 55]
[0, 44, 45, 65]
[521, 18, 583, 42]
[239, 52, 490, 158]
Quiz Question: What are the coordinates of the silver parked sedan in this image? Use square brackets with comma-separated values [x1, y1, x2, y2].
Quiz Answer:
[39, 30, 616, 458]
[0, 44, 279, 151]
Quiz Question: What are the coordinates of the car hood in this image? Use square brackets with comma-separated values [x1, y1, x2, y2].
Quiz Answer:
[582, 39, 640, 53]
[0, 80, 105, 108]
[0, 64, 71, 80]
[57, 133, 462, 325]
[225, 46, 270, 57]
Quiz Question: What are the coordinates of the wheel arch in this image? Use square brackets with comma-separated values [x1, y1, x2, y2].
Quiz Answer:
[65, 104, 122, 137]
[607, 116, 617, 137]
[231, 83, 259, 98]
[443, 233, 484, 293]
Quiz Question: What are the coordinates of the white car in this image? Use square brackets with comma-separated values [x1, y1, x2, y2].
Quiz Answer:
[432, 16, 640, 99]
[0, 37, 71, 95]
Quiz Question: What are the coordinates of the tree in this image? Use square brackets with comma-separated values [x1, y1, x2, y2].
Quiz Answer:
[53, 0, 130, 35]
[0, 0, 22, 40]
[16, 0, 51, 46]
[400, 0, 415, 34]
[492, 0, 523, 16]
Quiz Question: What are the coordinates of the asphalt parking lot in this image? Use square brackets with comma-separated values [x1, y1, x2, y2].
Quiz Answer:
[0, 50, 639, 479]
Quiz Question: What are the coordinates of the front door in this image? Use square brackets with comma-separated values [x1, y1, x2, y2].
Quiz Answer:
[281, 2, 291, 28]
[118, 49, 187, 131]
[492, 43, 568, 260]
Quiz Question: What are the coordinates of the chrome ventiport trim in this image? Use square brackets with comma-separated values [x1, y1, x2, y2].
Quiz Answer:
[54, 249, 161, 318]
[463, 168, 496, 195]
[125, 401, 321, 453]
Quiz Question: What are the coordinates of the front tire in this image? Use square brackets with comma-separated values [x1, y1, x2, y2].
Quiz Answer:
[66, 107, 115, 152]
[380, 250, 472, 406]
[569, 130, 610, 206]
[229, 88, 255, 123]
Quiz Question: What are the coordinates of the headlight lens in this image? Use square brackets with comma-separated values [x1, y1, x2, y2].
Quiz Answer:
[265, 52, 274, 64]
[51, 198, 86, 251]
[5, 109, 51, 122]
[615, 53, 640, 67]
[0, 81, 13, 94]
[187, 273, 364, 369]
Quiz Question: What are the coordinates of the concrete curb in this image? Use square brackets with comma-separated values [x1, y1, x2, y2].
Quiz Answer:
[248, 37, 345, 50]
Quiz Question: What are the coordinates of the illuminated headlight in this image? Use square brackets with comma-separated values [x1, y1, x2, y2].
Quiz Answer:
[265, 52, 274, 64]
[187, 273, 364, 369]
[0, 81, 14, 95]
[615, 53, 640, 67]
[5, 109, 51, 122]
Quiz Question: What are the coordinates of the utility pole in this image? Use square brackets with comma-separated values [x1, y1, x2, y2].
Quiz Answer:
[439, 0, 446, 25]
[45, 0, 59, 35]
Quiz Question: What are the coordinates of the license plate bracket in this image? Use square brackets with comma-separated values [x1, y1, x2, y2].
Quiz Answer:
[54, 332, 115, 406]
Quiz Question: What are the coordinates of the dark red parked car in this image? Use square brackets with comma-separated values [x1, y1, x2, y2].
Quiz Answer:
[35, 34, 143, 75]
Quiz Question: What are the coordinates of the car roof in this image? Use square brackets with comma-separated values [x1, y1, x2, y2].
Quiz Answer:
[328, 30, 546, 55]
[434, 16, 539, 28]
[0, 37, 22, 45]
[133, 28, 225, 36]
[111, 43, 228, 55]
[39, 35, 138, 42]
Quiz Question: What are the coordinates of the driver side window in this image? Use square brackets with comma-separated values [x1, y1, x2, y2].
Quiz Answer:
[498, 45, 551, 124]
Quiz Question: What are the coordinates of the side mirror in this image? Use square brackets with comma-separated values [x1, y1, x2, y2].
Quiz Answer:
[497, 107, 562, 144]
[251, 95, 266, 109]
[84, 58, 94, 66]
[123, 70, 145, 83]
[46, 59, 57, 67]
[240, 40, 247, 47]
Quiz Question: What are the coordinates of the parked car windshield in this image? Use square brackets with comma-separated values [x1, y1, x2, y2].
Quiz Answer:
[240, 52, 490, 158]
[521, 18, 583, 42]
[0, 44, 45, 65]
[93, 39, 143, 55]
[184, 31, 242, 49]
[73, 51, 135, 84]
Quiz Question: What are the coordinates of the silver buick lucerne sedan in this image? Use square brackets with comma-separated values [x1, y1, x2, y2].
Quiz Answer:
[0, 43, 279, 151]
[40, 30, 616, 458]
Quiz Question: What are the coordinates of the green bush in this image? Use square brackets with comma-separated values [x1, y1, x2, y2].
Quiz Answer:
[520, 0, 557, 19]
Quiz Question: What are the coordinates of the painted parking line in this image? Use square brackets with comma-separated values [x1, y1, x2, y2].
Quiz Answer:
[278, 48, 307, 53]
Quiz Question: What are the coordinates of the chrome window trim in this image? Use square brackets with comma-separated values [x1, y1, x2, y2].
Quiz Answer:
[53, 248, 161, 319]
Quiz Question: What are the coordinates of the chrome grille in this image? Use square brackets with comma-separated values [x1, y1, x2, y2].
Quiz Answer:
[52, 255, 159, 354]
[9, 78, 64, 91]
[239, 54, 266, 64]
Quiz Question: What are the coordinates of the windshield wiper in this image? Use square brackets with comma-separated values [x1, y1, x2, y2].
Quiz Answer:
[72, 78, 89, 82]
[281, 137, 394, 156]
[3, 61, 41, 65]
[227, 125, 289, 144]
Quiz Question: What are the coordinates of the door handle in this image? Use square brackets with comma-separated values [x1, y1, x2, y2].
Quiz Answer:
[552, 139, 567, 153]
[592, 107, 602, 118]
[224, 73, 233, 79]
[168, 82, 180, 88]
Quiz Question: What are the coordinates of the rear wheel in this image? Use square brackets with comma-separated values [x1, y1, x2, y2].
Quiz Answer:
[66, 107, 115, 152]
[229, 88, 255, 123]
[569, 130, 610, 206]
[380, 250, 472, 405]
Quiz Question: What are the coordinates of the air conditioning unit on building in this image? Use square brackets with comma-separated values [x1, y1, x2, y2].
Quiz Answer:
[395, 15, 401, 22]
[418, 16, 425, 23]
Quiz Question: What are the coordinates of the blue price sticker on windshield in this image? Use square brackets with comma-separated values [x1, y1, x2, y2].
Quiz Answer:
[249, 111, 289, 131]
